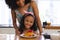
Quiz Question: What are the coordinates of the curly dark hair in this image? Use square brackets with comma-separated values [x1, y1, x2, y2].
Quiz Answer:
[19, 14, 38, 34]
[5, 0, 31, 9]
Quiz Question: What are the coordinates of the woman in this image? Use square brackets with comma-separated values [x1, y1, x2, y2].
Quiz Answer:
[5, 0, 42, 35]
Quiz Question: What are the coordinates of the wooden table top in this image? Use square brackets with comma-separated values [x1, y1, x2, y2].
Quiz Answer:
[19, 35, 44, 40]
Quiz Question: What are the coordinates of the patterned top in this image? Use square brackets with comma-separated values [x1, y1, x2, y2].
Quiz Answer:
[15, 6, 33, 23]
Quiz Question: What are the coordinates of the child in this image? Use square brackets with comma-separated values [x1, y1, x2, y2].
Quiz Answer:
[19, 13, 38, 34]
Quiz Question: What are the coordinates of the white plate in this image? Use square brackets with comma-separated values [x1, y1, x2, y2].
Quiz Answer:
[20, 33, 38, 38]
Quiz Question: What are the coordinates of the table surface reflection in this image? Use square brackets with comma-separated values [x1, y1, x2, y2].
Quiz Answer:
[0, 34, 45, 40]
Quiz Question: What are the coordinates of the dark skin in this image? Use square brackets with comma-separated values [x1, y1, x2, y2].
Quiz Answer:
[11, 1, 42, 35]
[31, 1, 42, 34]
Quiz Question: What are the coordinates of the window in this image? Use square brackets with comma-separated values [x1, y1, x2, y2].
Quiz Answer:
[0, 0, 12, 27]
[37, 0, 60, 26]
[0, 0, 60, 27]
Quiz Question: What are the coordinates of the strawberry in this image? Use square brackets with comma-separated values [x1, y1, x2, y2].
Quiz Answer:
[28, 30, 33, 32]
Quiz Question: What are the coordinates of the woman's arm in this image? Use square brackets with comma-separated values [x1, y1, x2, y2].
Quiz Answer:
[11, 9, 20, 35]
[31, 1, 42, 34]
[11, 9, 18, 30]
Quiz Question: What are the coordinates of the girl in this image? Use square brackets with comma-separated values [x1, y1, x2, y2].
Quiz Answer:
[19, 13, 38, 34]
[5, 0, 42, 35]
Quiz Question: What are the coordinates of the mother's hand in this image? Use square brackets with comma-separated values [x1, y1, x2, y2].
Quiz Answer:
[15, 29, 20, 36]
